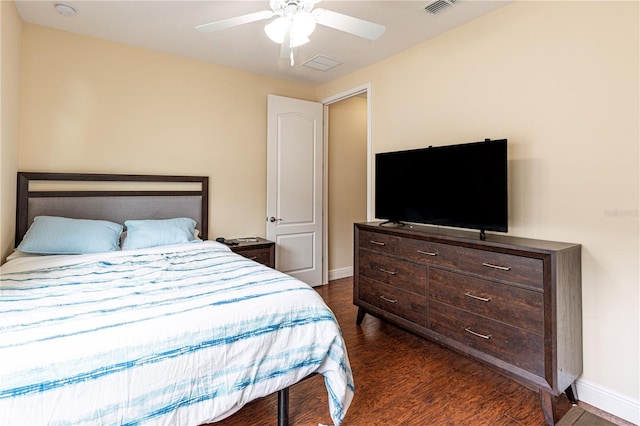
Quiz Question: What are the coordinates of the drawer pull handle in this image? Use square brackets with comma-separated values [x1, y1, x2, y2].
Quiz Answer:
[482, 262, 511, 271]
[417, 250, 437, 256]
[465, 327, 492, 340]
[249, 256, 258, 260]
[379, 268, 397, 276]
[370, 240, 386, 246]
[464, 292, 491, 302]
[379, 295, 398, 304]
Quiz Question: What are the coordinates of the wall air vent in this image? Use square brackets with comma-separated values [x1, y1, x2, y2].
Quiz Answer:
[423, 0, 458, 15]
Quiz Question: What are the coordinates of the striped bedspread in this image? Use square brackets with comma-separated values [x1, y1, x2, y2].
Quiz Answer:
[0, 242, 353, 425]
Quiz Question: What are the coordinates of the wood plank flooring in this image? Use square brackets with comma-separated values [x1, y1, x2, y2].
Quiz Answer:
[557, 407, 617, 426]
[215, 277, 630, 426]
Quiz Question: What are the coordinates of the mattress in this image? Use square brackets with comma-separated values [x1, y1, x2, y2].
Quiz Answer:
[0, 242, 353, 425]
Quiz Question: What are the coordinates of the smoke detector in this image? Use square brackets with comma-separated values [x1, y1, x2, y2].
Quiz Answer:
[54, 3, 77, 17]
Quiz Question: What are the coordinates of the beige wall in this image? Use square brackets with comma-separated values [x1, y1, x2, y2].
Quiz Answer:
[16, 24, 315, 243]
[317, 0, 639, 417]
[0, 0, 22, 262]
[328, 96, 367, 273]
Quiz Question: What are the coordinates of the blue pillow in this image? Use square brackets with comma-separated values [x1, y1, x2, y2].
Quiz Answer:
[122, 218, 197, 250]
[18, 216, 123, 255]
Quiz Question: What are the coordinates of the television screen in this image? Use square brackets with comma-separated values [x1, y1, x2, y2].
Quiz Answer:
[375, 139, 508, 234]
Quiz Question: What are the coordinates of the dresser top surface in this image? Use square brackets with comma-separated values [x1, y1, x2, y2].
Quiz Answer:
[356, 222, 580, 254]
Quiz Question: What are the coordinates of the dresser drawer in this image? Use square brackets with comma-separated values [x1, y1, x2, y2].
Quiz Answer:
[429, 301, 544, 377]
[359, 250, 426, 295]
[229, 238, 275, 268]
[458, 248, 543, 289]
[358, 230, 403, 256]
[429, 269, 543, 334]
[359, 276, 427, 326]
[400, 239, 459, 269]
[236, 247, 272, 267]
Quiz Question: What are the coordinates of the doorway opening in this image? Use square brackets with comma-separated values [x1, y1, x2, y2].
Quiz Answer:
[322, 84, 372, 283]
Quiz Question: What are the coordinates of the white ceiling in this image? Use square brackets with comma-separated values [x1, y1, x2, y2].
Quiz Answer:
[15, 0, 511, 86]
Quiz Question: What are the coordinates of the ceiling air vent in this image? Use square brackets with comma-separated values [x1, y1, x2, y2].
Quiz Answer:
[423, 0, 458, 15]
[302, 55, 343, 72]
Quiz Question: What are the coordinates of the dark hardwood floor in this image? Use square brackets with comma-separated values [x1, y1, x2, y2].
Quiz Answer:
[216, 277, 630, 426]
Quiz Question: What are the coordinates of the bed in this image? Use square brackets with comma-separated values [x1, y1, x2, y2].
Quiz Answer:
[0, 172, 354, 426]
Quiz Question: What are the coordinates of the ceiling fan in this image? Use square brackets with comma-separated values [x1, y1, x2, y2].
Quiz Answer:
[195, 0, 386, 66]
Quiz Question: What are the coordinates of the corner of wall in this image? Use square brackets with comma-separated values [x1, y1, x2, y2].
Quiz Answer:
[1, 0, 23, 263]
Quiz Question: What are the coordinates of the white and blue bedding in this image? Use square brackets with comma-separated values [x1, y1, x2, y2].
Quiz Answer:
[0, 242, 353, 425]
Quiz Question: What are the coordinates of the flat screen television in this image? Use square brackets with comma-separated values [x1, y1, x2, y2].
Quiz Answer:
[375, 138, 508, 238]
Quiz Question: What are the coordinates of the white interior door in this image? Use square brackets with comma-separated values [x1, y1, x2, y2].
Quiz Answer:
[267, 95, 323, 286]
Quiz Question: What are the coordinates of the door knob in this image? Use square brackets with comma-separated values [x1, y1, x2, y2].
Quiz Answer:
[268, 217, 283, 223]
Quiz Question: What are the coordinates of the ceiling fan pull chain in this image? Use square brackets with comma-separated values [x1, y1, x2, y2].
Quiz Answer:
[289, 29, 295, 66]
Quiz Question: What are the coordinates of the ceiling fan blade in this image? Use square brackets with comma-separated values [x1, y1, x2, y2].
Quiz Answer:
[195, 10, 274, 32]
[313, 8, 385, 41]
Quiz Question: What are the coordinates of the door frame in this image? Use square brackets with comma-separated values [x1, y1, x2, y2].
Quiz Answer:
[320, 82, 373, 284]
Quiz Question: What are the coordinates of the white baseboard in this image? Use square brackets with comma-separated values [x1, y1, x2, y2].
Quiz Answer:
[577, 378, 639, 424]
[328, 267, 352, 282]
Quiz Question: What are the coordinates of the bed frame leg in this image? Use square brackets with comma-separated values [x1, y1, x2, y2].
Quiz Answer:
[277, 387, 289, 426]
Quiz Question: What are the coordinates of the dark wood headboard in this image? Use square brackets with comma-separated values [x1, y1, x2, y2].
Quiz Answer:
[16, 172, 209, 246]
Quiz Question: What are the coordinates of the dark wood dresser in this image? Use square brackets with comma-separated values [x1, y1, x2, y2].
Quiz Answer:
[229, 238, 275, 268]
[354, 222, 582, 425]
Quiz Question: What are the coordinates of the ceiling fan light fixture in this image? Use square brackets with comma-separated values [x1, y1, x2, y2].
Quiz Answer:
[265, 7, 316, 47]
[289, 35, 310, 48]
[265, 17, 289, 43]
[291, 11, 316, 38]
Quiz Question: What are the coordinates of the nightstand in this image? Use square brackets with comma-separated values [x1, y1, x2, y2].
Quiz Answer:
[228, 237, 275, 268]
